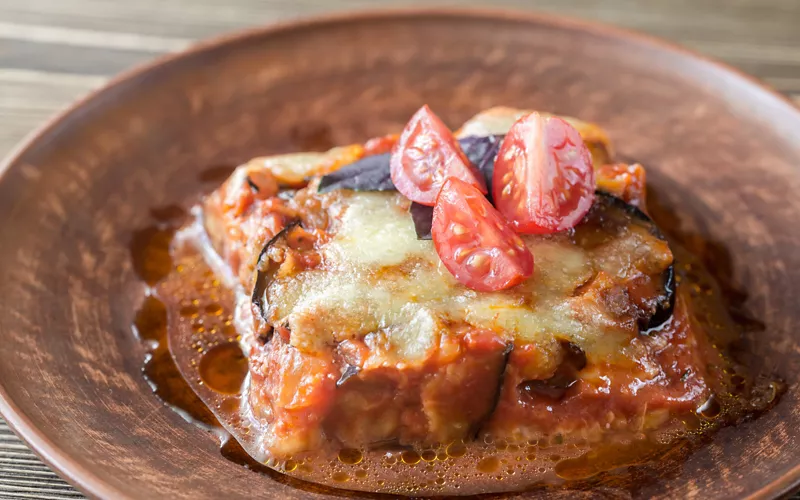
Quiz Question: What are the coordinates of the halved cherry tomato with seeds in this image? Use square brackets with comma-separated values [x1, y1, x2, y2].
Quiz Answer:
[493, 112, 595, 234]
[391, 105, 487, 206]
[432, 177, 533, 292]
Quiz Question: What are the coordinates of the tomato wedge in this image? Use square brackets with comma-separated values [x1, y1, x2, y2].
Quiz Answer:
[390, 105, 487, 206]
[432, 177, 534, 292]
[493, 112, 595, 234]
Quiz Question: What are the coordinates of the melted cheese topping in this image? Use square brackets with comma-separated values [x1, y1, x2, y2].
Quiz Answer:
[266, 192, 661, 363]
[327, 194, 431, 267]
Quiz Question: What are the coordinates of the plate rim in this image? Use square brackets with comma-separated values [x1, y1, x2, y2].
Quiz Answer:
[0, 7, 798, 499]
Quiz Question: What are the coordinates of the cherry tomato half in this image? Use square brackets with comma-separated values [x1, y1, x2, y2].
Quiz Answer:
[493, 112, 595, 234]
[390, 105, 487, 206]
[432, 177, 534, 292]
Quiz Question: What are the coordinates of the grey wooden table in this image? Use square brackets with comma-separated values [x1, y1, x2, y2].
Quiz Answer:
[1, 0, 799, 498]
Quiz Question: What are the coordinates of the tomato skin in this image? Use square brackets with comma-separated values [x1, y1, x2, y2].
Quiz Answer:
[363, 133, 399, 156]
[493, 112, 595, 234]
[432, 178, 534, 292]
[391, 105, 487, 206]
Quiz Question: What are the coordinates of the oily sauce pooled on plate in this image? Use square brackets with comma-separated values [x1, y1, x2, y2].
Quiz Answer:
[131, 202, 782, 497]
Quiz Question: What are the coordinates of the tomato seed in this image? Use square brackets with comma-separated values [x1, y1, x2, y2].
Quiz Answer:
[467, 253, 490, 273]
[454, 247, 470, 263]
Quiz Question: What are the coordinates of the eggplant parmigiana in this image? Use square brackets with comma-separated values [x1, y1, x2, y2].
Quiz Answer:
[146, 106, 780, 495]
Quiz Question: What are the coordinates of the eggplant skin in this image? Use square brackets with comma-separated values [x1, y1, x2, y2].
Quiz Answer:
[251, 221, 299, 326]
[518, 341, 587, 402]
[644, 264, 675, 333]
[317, 153, 394, 194]
[471, 342, 514, 437]
[409, 202, 434, 240]
[594, 192, 666, 240]
[316, 135, 502, 196]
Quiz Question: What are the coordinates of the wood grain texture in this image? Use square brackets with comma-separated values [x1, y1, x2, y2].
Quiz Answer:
[0, 2, 798, 499]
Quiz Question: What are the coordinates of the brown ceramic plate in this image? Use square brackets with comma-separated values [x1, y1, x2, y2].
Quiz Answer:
[0, 8, 799, 500]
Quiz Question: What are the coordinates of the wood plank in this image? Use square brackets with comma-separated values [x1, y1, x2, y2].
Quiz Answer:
[0, 39, 158, 75]
[0, 0, 798, 45]
[1, 35, 799, 94]
[0, 423, 85, 499]
[1, 1, 800, 86]
[0, 21, 190, 52]
[0, 69, 104, 154]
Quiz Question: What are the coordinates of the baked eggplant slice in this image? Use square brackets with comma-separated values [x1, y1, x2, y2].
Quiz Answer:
[519, 340, 587, 402]
[580, 193, 675, 332]
[317, 152, 395, 193]
[251, 221, 300, 326]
